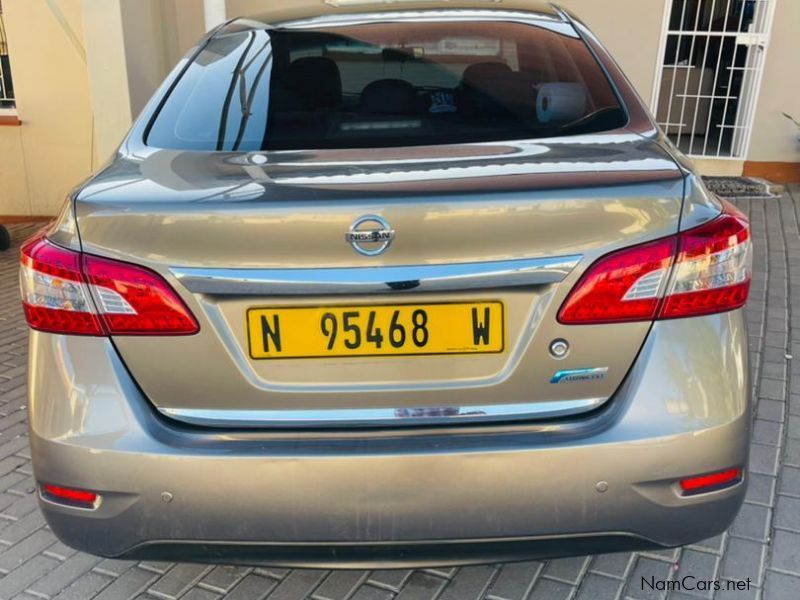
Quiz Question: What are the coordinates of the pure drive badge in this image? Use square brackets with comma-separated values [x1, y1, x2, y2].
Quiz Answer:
[550, 367, 609, 384]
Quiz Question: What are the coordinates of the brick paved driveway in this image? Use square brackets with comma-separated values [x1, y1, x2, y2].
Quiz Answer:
[1, 186, 799, 600]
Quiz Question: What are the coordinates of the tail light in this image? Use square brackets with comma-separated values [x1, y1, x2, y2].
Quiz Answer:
[41, 483, 99, 508]
[679, 467, 742, 495]
[558, 201, 751, 324]
[20, 235, 199, 336]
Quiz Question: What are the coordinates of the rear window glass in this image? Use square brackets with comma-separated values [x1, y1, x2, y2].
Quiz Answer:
[146, 20, 627, 151]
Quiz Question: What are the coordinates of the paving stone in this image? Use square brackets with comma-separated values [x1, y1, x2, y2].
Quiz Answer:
[757, 399, 786, 423]
[485, 561, 542, 600]
[263, 570, 327, 600]
[689, 534, 726, 555]
[224, 574, 277, 600]
[625, 557, 673, 600]
[366, 570, 409, 592]
[774, 494, 800, 531]
[313, 571, 368, 599]
[745, 472, 776, 505]
[720, 537, 765, 585]
[0, 510, 46, 545]
[760, 379, 785, 400]
[52, 571, 114, 600]
[43, 539, 78, 561]
[92, 558, 137, 577]
[0, 554, 59, 598]
[674, 549, 719, 599]
[714, 580, 759, 599]
[179, 588, 222, 600]
[28, 552, 102, 598]
[92, 567, 159, 600]
[750, 442, 780, 475]
[753, 418, 784, 444]
[148, 563, 212, 599]
[347, 585, 394, 600]
[528, 577, 573, 600]
[393, 572, 449, 600]
[437, 566, 496, 600]
[779, 466, 800, 496]
[763, 570, 800, 600]
[730, 503, 771, 541]
[786, 438, 800, 466]
[138, 561, 174, 574]
[255, 567, 290, 580]
[591, 552, 633, 578]
[762, 362, 786, 381]
[789, 394, 800, 416]
[787, 415, 800, 439]
[769, 529, 800, 574]
[573, 573, 621, 600]
[540, 556, 589, 584]
[198, 566, 251, 594]
[0, 527, 57, 573]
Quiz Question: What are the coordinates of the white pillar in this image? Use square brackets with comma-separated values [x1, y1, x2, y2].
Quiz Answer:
[204, 0, 227, 32]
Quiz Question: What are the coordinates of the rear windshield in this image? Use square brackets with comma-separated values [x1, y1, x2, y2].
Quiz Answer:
[146, 20, 627, 151]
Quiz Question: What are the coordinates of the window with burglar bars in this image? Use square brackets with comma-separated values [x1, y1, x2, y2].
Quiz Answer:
[653, 0, 775, 158]
[0, 0, 15, 109]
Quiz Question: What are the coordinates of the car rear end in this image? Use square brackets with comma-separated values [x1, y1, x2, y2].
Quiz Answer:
[23, 3, 751, 567]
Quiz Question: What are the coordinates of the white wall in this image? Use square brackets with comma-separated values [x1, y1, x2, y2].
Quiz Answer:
[748, 0, 800, 162]
[0, 0, 93, 216]
[556, 0, 668, 111]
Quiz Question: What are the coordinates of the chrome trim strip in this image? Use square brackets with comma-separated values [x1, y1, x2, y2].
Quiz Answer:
[158, 397, 605, 428]
[171, 255, 582, 296]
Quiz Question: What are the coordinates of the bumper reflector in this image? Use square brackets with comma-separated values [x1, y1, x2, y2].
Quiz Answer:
[679, 468, 742, 495]
[41, 484, 99, 508]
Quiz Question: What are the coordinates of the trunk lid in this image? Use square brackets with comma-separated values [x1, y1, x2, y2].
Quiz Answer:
[75, 134, 685, 427]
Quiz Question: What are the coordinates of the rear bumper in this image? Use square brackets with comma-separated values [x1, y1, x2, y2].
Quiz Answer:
[28, 311, 750, 567]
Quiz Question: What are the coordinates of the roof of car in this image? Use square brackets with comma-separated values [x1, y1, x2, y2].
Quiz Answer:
[237, 0, 564, 28]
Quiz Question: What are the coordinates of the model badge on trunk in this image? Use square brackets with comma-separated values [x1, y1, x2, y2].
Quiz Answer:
[346, 215, 395, 256]
[550, 367, 609, 383]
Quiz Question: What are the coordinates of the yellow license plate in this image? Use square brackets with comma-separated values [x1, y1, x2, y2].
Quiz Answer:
[246, 301, 504, 359]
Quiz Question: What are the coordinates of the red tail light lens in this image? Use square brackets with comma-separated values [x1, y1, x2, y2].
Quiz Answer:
[83, 255, 199, 335]
[41, 483, 99, 508]
[20, 236, 104, 335]
[558, 202, 751, 324]
[660, 204, 751, 319]
[557, 238, 676, 324]
[679, 468, 742, 495]
[20, 236, 199, 336]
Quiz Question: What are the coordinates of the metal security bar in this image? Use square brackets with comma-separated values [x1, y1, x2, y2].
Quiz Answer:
[652, 0, 775, 158]
[0, 0, 15, 109]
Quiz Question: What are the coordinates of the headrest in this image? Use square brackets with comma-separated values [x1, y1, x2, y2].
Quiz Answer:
[360, 79, 417, 115]
[287, 57, 342, 109]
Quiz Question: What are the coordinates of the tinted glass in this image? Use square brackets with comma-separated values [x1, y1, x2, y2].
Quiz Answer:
[146, 20, 626, 151]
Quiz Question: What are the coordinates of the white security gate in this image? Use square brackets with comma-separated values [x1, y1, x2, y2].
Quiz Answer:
[652, 0, 776, 158]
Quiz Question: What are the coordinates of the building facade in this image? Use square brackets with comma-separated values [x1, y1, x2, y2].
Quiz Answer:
[1, 0, 798, 218]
